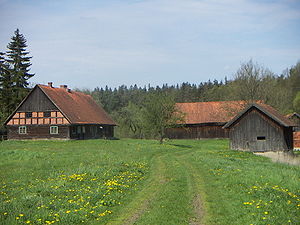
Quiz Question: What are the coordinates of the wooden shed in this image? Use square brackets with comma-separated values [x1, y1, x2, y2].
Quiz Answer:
[223, 103, 294, 152]
[165, 101, 246, 139]
[4, 83, 116, 140]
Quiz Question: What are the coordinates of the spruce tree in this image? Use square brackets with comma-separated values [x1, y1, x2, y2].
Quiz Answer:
[0, 52, 14, 115]
[6, 29, 34, 105]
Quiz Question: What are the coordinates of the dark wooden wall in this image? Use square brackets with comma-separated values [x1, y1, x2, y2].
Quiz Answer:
[19, 86, 57, 112]
[69, 125, 114, 140]
[165, 124, 229, 139]
[229, 109, 293, 152]
[7, 125, 70, 140]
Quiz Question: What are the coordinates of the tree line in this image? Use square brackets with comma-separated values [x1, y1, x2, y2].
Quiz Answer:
[79, 60, 300, 139]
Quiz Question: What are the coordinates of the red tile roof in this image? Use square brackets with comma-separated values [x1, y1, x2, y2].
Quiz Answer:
[39, 85, 116, 125]
[176, 101, 247, 124]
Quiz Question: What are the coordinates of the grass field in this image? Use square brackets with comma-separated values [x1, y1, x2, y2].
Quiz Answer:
[0, 139, 299, 225]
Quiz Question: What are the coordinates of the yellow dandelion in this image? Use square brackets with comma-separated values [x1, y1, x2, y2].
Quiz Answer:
[66, 210, 71, 213]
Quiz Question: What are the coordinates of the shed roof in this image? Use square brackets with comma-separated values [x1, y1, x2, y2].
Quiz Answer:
[223, 103, 294, 128]
[38, 85, 116, 125]
[175, 101, 247, 125]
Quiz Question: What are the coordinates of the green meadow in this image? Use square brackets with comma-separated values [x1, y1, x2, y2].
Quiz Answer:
[0, 139, 299, 225]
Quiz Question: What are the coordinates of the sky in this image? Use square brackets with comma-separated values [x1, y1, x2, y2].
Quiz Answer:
[0, 0, 300, 89]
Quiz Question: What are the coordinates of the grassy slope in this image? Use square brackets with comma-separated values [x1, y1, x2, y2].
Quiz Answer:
[0, 139, 299, 225]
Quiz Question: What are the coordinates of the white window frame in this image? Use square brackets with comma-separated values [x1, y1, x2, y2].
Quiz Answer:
[19, 126, 27, 134]
[50, 126, 59, 134]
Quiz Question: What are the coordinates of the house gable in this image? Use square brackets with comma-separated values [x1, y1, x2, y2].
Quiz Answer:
[5, 86, 69, 126]
[18, 86, 57, 112]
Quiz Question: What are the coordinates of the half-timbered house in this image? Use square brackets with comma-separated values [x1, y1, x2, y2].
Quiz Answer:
[223, 103, 294, 152]
[5, 83, 116, 140]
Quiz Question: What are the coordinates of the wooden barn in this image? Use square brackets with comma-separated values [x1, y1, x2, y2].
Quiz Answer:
[4, 83, 116, 140]
[165, 101, 246, 139]
[223, 103, 294, 152]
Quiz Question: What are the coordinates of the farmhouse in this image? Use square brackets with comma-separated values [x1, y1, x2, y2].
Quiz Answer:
[223, 103, 294, 152]
[165, 101, 246, 139]
[5, 83, 116, 140]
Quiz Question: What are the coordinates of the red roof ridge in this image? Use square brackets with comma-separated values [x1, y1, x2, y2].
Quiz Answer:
[38, 84, 116, 125]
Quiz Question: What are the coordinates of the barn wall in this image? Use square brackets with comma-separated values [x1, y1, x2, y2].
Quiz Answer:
[165, 124, 229, 139]
[229, 109, 291, 152]
[19, 86, 57, 112]
[7, 125, 70, 140]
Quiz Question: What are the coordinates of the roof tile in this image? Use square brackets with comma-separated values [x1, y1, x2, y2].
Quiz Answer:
[39, 85, 116, 125]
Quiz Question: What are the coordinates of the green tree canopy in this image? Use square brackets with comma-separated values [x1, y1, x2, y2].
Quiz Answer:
[293, 91, 300, 114]
[142, 92, 184, 144]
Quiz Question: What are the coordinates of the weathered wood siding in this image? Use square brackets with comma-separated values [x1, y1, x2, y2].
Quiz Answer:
[165, 124, 229, 139]
[19, 86, 57, 112]
[229, 109, 293, 152]
[7, 125, 70, 140]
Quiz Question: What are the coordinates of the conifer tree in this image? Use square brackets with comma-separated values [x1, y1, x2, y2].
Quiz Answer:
[0, 51, 13, 116]
[6, 29, 34, 105]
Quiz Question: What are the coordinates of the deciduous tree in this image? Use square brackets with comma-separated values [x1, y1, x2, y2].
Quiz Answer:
[142, 92, 184, 144]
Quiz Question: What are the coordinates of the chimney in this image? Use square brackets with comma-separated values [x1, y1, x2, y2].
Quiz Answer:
[48, 82, 53, 87]
[60, 84, 71, 92]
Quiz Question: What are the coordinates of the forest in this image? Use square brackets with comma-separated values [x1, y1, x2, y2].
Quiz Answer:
[78, 60, 300, 138]
[0, 29, 300, 139]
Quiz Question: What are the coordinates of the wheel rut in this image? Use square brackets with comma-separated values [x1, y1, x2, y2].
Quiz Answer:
[176, 153, 205, 225]
[106, 154, 167, 225]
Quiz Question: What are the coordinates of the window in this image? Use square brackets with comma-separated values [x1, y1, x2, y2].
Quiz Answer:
[77, 126, 81, 134]
[257, 136, 266, 141]
[82, 126, 86, 134]
[50, 126, 58, 134]
[44, 112, 51, 117]
[19, 126, 27, 134]
[71, 126, 77, 134]
[25, 112, 32, 118]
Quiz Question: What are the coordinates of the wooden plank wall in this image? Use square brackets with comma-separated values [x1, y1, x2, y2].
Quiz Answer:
[19, 86, 57, 111]
[229, 109, 292, 151]
[165, 125, 229, 139]
[7, 125, 70, 140]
